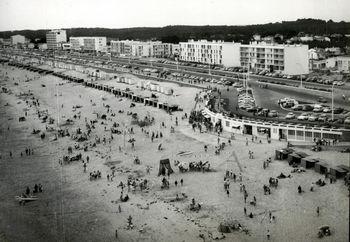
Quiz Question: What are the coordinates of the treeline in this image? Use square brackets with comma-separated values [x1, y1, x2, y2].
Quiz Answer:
[1, 18, 349, 46]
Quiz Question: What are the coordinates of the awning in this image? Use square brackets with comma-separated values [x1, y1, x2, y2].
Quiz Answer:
[232, 124, 241, 129]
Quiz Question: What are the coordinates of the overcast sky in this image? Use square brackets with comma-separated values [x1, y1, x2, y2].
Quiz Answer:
[0, 0, 349, 31]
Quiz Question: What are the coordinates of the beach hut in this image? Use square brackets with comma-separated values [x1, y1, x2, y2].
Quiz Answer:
[287, 153, 302, 165]
[314, 161, 329, 174]
[275, 148, 294, 160]
[295, 151, 309, 158]
[337, 165, 350, 173]
[329, 166, 348, 178]
[301, 157, 319, 169]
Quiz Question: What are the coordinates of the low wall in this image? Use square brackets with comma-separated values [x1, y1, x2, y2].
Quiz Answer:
[203, 108, 347, 142]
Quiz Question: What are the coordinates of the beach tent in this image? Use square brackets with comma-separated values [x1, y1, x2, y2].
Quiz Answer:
[301, 157, 319, 169]
[329, 166, 348, 178]
[158, 159, 174, 176]
[314, 161, 329, 174]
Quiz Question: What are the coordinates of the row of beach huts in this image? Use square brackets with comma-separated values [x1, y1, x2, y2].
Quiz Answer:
[7, 61, 180, 113]
[44, 61, 175, 96]
[275, 148, 350, 181]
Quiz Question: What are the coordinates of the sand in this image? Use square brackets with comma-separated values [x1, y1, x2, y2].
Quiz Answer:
[0, 63, 349, 242]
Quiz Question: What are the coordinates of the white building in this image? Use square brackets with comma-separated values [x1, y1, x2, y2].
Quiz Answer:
[110, 40, 175, 58]
[326, 56, 350, 73]
[11, 35, 26, 45]
[151, 42, 173, 58]
[179, 40, 241, 67]
[110, 40, 136, 56]
[69, 37, 85, 51]
[69, 37, 106, 52]
[83, 37, 107, 52]
[131, 42, 153, 57]
[240, 42, 309, 75]
[179, 40, 308, 75]
[38, 43, 48, 50]
[299, 36, 314, 42]
[253, 34, 261, 41]
[46, 30, 67, 50]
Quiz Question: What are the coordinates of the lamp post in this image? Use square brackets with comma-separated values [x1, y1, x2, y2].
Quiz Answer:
[331, 83, 334, 121]
[296, 62, 303, 88]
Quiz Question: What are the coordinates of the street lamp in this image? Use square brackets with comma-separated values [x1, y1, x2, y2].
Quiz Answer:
[331, 82, 334, 121]
[296, 62, 303, 88]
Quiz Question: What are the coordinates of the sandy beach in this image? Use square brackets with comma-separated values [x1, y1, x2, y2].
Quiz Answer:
[0, 63, 349, 242]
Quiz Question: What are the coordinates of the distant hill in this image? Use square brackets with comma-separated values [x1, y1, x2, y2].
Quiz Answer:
[1, 19, 349, 46]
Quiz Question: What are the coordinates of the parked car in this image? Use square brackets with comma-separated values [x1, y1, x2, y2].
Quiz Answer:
[318, 114, 328, 122]
[292, 104, 303, 111]
[308, 115, 318, 122]
[317, 97, 327, 103]
[323, 107, 331, 113]
[257, 108, 269, 116]
[297, 113, 310, 120]
[302, 105, 314, 111]
[285, 112, 296, 119]
[313, 106, 324, 113]
[268, 110, 278, 117]
[333, 107, 344, 114]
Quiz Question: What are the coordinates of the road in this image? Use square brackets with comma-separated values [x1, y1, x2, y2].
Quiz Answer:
[3, 49, 350, 92]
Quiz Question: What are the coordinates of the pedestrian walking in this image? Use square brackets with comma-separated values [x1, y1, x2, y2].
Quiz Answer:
[267, 230, 270, 240]
[244, 207, 247, 216]
[317, 206, 320, 216]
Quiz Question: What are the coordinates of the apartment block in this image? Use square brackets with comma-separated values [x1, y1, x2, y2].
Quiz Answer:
[70, 37, 85, 50]
[151, 43, 174, 57]
[110, 40, 176, 58]
[179, 40, 241, 66]
[240, 42, 309, 75]
[83, 37, 107, 52]
[110, 40, 137, 56]
[69, 37, 107, 52]
[46, 29, 67, 50]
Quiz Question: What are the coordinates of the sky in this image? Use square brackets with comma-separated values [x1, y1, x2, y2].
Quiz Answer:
[0, 0, 349, 31]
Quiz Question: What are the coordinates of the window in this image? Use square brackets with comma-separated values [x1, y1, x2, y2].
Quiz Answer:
[288, 129, 295, 139]
[313, 132, 321, 138]
[296, 131, 304, 140]
[305, 131, 312, 141]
